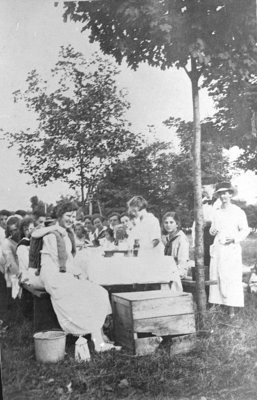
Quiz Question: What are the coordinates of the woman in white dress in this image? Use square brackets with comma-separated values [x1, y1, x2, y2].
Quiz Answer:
[33, 202, 115, 351]
[127, 196, 163, 254]
[209, 182, 250, 317]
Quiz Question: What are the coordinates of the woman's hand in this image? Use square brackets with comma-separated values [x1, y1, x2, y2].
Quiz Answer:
[224, 237, 235, 245]
[210, 227, 218, 236]
[152, 239, 160, 248]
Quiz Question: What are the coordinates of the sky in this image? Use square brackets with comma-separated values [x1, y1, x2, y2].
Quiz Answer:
[0, 0, 256, 210]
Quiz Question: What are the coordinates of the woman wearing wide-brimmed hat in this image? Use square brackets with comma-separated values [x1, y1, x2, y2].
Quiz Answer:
[209, 182, 250, 317]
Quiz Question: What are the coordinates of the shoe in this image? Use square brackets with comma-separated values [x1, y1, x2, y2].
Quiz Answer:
[96, 342, 122, 352]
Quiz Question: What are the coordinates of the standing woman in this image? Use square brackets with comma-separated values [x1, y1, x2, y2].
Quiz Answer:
[127, 195, 163, 254]
[162, 212, 190, 279]
[209, 182, 250, 317]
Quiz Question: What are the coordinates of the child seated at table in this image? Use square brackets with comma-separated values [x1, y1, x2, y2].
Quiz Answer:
[102, 228, 117, 252]
[161, 211, 190, 279]
[92, 214, 107, 247]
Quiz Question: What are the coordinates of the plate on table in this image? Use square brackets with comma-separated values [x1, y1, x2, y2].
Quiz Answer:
[104, 250, 129, 257]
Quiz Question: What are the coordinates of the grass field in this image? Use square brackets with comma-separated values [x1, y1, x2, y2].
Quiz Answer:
[1, 234, 257, 400]
[241, 232, 257, 266]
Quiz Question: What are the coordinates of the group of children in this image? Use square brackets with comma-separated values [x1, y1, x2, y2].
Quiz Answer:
[73, 201, 191, 278]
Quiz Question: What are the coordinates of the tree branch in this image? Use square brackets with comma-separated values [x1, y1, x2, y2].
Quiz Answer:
[183, 66, 191, 78]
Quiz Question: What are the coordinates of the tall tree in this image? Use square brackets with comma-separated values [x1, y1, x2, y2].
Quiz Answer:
[63, 0, 257, 321]
[7, 45, 138, 205]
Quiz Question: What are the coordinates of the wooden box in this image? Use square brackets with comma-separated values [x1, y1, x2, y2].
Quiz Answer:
[112, 290, 196, 355]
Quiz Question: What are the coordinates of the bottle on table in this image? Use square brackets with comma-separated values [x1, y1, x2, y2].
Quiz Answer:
[133, 239, 140, 257]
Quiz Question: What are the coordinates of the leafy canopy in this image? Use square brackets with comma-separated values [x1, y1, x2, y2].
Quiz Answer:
[63, 0, 256, 77]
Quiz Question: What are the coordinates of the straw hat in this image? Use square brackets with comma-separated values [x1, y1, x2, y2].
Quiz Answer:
[214, 182, 237, 197]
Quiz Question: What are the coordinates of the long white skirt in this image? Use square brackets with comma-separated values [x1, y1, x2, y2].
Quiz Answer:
[40, 264, 111, 336]
[209, 242, 244, 307]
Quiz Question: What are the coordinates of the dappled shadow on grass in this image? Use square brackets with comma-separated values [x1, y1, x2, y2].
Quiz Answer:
[2, 295, 257, 399]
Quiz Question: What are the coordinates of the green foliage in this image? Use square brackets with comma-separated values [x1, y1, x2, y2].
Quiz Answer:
[162, 117, 230, 223]
[206, 75, 257, 172]
[63, 1, 257, 74]
[164, 117, 231, 184]
[233, 199, 257, 228]
[96, 139, 176, 218]
[7, 46, 139, 200]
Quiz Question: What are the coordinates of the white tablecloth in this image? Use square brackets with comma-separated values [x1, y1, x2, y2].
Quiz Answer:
[74, 248, 182, 292]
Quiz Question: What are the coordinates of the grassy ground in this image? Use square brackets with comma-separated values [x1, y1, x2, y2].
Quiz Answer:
[1, 234, 257, 400]
[241, 232, 257, 266]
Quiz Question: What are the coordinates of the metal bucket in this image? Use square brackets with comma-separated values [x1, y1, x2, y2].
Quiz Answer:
[33, 330, 66, 363]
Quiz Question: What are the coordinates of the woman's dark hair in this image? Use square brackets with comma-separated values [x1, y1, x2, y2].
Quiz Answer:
[161, 211, 181, 234]
[127, 196, 148, 211]
[33, 209, 46, 219]
[92, 214, 104, 223]
[107, 211, 121, 219]
[105, 227, 114, 239]
[19, 217, 35, 238]
[15, 210, 27, 218]
[0, 209, 11, 217]
[120, 212, 129, 219]
[56, 202, 78, 218]
[84, 215, 92, 222]
[74, 221, 86, 235]
[5, 216, 21, 239]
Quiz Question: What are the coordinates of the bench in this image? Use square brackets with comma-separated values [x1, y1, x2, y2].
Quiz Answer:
[0, 272, 8, 315]
[181, 279, 217, 302]
[21, 283, 61, 332]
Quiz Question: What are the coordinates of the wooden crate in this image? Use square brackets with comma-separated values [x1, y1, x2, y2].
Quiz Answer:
[112, 290, 196, 355]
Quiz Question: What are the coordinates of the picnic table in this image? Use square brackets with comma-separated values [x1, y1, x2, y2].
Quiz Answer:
[75, 248, 182, 292]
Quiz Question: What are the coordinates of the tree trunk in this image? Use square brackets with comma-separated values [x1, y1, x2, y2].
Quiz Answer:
[190, 59, 206, 328]
[79, 155, 85, 207]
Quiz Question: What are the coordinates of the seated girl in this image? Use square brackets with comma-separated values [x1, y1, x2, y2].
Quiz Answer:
[16, 217, 35, 278]
[2, 216, 21, 292]
[92, 214, 107, 247]
[73, 221, 90, 249]
[32, 202, 116, 351]
[162, 212, 190, 279]
[102, 228, 117, 252]
[16, 217, 35, 316]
